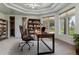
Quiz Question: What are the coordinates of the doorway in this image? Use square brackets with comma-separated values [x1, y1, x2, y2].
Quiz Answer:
[10, 16, 15, 37]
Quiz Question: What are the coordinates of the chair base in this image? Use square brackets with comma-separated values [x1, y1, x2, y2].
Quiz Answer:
[18, 41, 34, 51]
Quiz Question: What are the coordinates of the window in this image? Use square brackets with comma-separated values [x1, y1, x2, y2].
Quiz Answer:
[59, 18, 66, 35]
[43, 17, 55, 32]
[68, 15, 76, 36]
[59, 7, 75, 36]
[49, 20, 55, 32]
[43, 20, 48, 28]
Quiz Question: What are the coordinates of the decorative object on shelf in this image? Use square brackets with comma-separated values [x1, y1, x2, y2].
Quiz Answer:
[73, 34, 79, 55]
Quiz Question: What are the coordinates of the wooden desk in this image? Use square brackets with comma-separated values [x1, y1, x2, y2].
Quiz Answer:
[35, 32, 55, 55]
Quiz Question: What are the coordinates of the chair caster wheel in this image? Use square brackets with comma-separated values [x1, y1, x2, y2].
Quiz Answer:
[32, 44, 34, 46]
[28, 47, 30, 50]
[18, 45, 20, 47]
[20, 49, 23, 51]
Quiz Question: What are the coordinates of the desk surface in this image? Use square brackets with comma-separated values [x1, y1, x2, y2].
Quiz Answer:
[35, 31, 54, 38]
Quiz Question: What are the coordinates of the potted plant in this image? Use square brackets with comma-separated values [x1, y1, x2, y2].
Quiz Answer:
[73, 34, 79, 55]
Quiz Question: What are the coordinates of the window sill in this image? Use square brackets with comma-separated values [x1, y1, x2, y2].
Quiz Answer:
[55, 34, 75, 45]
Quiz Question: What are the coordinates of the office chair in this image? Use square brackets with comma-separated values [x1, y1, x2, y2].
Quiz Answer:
[19, 25, 34, 51]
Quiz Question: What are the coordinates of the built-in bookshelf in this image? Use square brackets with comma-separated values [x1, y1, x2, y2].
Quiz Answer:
[0, 19, 8, 40]
[28, 19, 40, 35]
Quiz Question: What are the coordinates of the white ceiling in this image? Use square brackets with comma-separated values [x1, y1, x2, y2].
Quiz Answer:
[0, 3, 71, 16]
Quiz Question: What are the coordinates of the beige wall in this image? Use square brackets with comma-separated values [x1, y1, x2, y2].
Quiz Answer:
[0, 12, 6, 19]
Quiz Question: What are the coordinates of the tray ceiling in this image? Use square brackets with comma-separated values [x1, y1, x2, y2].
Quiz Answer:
[0, 3, 70, 16]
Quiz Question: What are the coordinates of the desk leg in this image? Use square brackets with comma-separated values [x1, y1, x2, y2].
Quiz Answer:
[37, 36, 39, 55]
[52, 34, 55, 53]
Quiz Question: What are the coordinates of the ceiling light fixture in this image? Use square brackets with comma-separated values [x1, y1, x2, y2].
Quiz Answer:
[24, 3, 40, 9]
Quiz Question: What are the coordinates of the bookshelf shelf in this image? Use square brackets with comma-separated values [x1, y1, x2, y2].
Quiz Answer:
[28, 19, 40, 35]
[0, 19, 8, 40]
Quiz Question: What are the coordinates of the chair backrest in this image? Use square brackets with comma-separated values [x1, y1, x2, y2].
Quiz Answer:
[41, 27, 46, 32]
[19, 25, 28, 39]
[19, 25, 34, 41]
[19, 25, 25, 39]
[19, 25, 23, 36]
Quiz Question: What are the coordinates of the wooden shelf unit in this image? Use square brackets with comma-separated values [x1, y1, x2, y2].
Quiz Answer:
[28, 19, 40, 35]
[0, 19, 8, 40]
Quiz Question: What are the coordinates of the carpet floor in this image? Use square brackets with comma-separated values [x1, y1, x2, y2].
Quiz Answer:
[0, 37, 75, 55]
